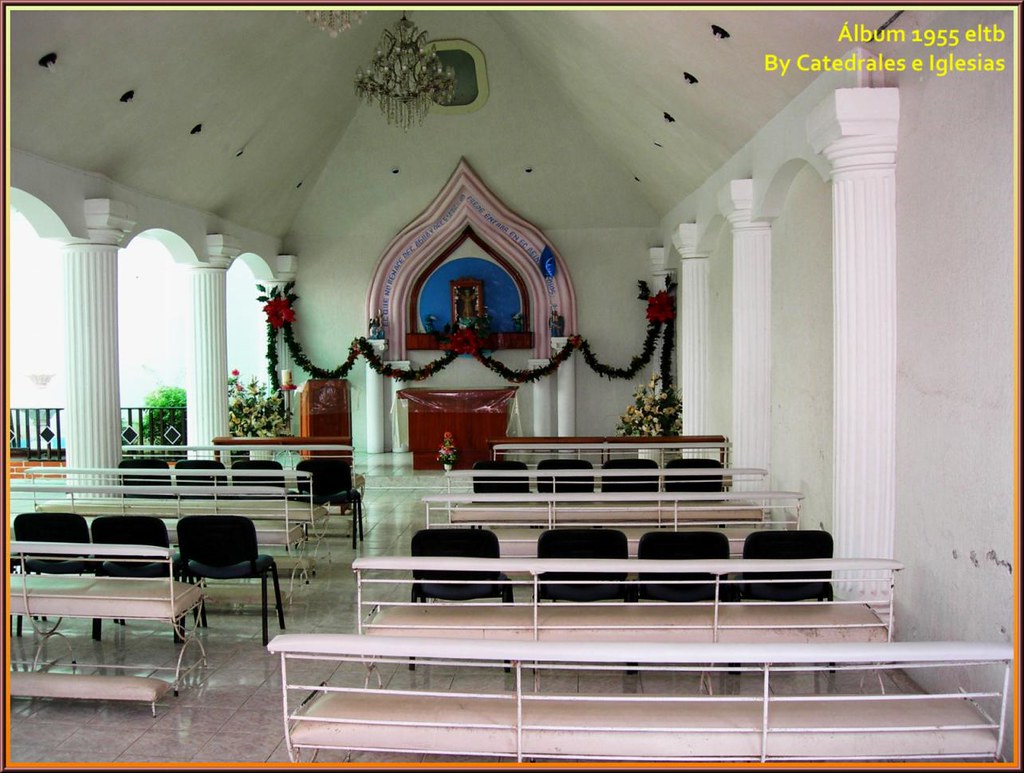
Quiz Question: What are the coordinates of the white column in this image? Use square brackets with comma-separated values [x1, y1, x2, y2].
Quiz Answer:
[552, 337, 575, 436]
[719, 180, 772, 486]
[388, 362, 411, 452]
[61, 199, 136, 471]
[185, 235, 239, 449]
[528, 358, 553, 436]
[673, 224, 709, 437]
[365, 339, 388, 453]
[809, 88, 900, 580]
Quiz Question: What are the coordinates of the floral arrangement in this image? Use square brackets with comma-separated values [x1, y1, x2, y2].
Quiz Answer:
[436, 432, 458, 468]
[615, 373, 682, 437]
[227, 369, 292, 437]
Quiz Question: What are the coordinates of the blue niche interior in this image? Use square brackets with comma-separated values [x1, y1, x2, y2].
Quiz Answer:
[418, 257, 522, 332]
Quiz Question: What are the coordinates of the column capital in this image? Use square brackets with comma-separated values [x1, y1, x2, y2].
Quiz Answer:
[83, 198, 136, 245]
[718, 179, 766, 231]
[808, 87, 900, 173]
[673, 223, 708, 259]
[275, 254, 298, 282]
[367, 339, 388, 355]
[205, 234, 242, 267]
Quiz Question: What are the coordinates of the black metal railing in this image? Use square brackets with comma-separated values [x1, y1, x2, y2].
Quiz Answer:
[9, 406, 188, 461]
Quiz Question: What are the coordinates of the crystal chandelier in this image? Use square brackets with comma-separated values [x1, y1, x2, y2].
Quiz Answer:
[302, 10, 363, 37]
[353, 13, 455, 130]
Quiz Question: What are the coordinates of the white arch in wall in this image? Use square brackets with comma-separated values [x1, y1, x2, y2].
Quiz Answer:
[9, 188, 73, 242]
[366, 158, 577, 360]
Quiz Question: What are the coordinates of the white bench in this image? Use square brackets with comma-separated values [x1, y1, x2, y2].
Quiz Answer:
[9, 541, 206, 693]
[8, 671, 172, 716]
[353, 556, 900, 643]
[267, 634, 1011, 762]
[489, 437, 731, 466]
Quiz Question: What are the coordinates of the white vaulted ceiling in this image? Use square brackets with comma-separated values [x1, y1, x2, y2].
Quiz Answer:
[7, 6, 893, 238]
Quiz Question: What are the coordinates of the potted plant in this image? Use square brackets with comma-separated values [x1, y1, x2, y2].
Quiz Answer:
[228, 369, 292, 438]
[615, 374, 682, 438]
[436, 432, 458, 471]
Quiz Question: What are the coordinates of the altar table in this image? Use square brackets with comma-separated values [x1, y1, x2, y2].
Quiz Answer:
[396, 388, 518, 470]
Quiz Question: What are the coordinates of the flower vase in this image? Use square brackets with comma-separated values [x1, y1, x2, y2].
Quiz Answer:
[443, 463, 453, 472]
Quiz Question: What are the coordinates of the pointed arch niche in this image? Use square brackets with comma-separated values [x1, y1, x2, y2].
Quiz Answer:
[366, 159, 577, 360]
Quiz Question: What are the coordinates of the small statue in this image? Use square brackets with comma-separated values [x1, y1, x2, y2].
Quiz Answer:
[424, 314, 437, 333]
[549, 306, 565, 337]
[369, 310, 385, 340]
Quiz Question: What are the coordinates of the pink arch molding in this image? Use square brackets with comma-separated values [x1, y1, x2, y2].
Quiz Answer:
[366, 158, 577, 360]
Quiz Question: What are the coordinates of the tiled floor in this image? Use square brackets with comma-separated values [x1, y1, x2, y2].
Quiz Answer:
[4, 454, 940, 766]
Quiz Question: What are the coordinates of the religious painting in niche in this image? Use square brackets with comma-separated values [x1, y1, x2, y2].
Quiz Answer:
[451, 278, 484, 325]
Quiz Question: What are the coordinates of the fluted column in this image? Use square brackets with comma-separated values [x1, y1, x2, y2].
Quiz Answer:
[388, 362, 411, 452]
[720, 180, 772, 486]
[61, 199, 136, 472]
[365, 339, 387, 453]
[185, 235, 239, 448]
[673, 224, 709, 437]
[528, 358, 553, 436]
[552, 337, 575, 436]
[809, 88, 900, 584]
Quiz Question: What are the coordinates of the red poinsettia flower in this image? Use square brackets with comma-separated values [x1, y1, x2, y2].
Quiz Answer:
[263, 297, 295, 329]
[445, 327, 482, 355]
[646, 290, 675, 323]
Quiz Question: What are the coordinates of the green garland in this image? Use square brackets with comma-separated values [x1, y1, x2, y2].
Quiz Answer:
[259, 280, 673, 386]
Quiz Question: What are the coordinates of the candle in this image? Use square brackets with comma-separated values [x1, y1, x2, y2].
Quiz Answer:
[281, 369, 293, 386]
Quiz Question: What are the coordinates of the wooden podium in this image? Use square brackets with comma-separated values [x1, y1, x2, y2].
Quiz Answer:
[299, 379, 352, 453]
[396, 387, 518, 470]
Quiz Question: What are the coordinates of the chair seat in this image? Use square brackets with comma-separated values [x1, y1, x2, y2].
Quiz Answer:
[25, 559, 89, 575]
[188, 556, 275, 580]
[101, 561, 173, 579]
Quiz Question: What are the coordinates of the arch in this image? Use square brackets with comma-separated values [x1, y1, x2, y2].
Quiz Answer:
[9, 188, 73, 242]
[366, 158, 577, 359]
[234, 252, 277, 281]
[759, 157, 821, 221]
[126, 228, 200, 265]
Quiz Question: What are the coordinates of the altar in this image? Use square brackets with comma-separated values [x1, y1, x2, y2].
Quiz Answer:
[396, 387, 519, 470]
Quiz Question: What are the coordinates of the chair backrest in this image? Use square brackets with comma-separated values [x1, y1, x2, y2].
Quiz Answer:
[537, 528, 629, 601]
[231, 459, 286, 488]
[600, 457, 660, 493]
[536, 458, 595, 493]
[176, 515, 260, 568]
[13, 512, 91, 573]
[90, 515, 171, 577]
[472, 460, 530, 494]
[741, 529, 834, 601]
[91, 515, 170, 548]
[296, 458, 353, 495]
[174, 459, 227, 487]
[636, 530, 730, 602]
[663, 458, 725, 493]
[14, 511, 90, 543]
[407, 528, 503, 602]
[118, 458, 171, 488]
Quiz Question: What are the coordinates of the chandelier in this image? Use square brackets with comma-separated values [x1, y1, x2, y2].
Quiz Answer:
[302, 10, 363, 38]
[353, 13, 455, 130]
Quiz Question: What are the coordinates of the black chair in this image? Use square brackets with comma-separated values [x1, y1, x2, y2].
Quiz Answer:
[537, 528, 631, 602]
[230, 459, 286, 488]
[472, 460, 530, 494]
[176, 515, 285, 646]
[740, 530, 834, 601]
[536, 458, 595, 493]
[637, 530, 733, 602]
[600, 457, 660, 493]
[89, 515, 174, 640]
[410, 528, 513, 603]
[295, 458, 364, 549]
[118, 458, 171, 497]
[12, 512, 92, 637]
[174, 458, 227, 489]
[663, 458, 725, 493]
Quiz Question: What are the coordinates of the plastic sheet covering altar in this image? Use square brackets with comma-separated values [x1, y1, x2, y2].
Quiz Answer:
[395, 388, 520, 470]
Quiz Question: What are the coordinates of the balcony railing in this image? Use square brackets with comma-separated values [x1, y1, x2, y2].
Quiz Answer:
[9, 407, 187, 461]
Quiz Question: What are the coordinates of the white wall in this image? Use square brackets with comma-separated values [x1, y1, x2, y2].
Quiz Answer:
[769, 165, 833, 530]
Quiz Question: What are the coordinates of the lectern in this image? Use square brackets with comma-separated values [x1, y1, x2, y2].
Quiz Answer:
[299, 379, 352, 452]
